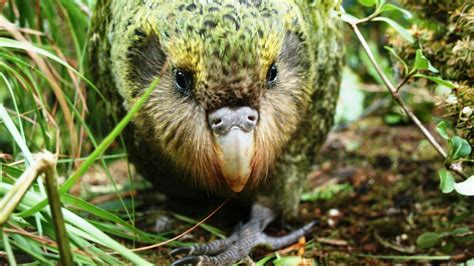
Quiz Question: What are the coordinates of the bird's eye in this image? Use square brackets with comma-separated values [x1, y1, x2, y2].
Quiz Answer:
[174, 69, 193, 95]
[267, 63, 278, 85]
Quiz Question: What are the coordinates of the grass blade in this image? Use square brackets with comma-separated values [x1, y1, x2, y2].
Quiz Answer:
[21, 77, 162, 217]
[2, 230, 17, 266]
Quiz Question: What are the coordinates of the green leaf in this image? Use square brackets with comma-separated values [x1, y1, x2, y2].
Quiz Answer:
[372, 17, 415, 43]
[301, 183, 353, 202]
[358, 0, 377, 7]
[413, 74, 455, 89]
[384, 46, 409, 75]
[467, 258, 474, 266]
[413, 49, 439, 73]
[450, 227, 470, 236]
[274, 256, 313, 266]
[380, 4, 413, 19]
[416, 232, 443, 248]
[415, 49, 430, 69]
[256, 254, 276, 266]
[439, 169, 454, 193]
[453, 175, 474, 196]
[414, 50, 429, 70]
[448, 136, 472, 161]
[384, 113, 403, 125]
[436, 121, 449, 140]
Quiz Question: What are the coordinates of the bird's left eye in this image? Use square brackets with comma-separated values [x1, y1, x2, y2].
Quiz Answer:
[174, 69, 193, 95]
[267, 63, 278, 86]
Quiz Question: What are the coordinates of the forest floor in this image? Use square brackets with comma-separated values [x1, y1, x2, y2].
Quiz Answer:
[79, 116, 474, 265]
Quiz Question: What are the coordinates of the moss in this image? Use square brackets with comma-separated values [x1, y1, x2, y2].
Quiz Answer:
[387, 2, 473, 143]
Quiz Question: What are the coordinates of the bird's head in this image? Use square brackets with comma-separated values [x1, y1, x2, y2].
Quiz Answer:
[114, 2, 312, 193]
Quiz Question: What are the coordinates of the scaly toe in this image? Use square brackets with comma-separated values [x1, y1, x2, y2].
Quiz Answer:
[171, 255, 203, 266]
[170, 247, 193, 259]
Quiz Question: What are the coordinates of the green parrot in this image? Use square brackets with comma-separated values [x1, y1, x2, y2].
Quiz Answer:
[89, 0, 343, 264]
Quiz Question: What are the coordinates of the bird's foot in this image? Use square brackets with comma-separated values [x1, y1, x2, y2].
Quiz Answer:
[170, 204, 315, 265]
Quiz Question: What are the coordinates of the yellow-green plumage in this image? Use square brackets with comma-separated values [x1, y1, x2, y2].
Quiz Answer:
[89, 1, 343, 260]
[90, 0, 343, 213]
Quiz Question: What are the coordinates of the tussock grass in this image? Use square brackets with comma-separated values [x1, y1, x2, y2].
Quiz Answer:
[0, 1, 181, 264]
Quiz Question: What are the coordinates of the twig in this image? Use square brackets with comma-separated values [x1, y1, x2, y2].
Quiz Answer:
[0, 152, 73, 266]
[395, 72, 414, 93]
[126, 197, 231, 253]
[347, 22, 468, 179]
[447, 162, 467, 179]
[355, 9, 381, 25]
[316, 237, 348, 246]
[453, 231, 474, 238]
[374, 231, 415, 254]
[354, 253, 451, 261]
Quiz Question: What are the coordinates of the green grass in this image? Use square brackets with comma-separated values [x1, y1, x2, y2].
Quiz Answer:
[0, 1, 162, 264]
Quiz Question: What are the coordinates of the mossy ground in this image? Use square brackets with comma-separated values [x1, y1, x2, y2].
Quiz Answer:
[77, 116, 473, 264]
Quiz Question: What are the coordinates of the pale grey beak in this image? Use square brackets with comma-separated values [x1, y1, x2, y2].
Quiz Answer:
[208, 107, 258, 192]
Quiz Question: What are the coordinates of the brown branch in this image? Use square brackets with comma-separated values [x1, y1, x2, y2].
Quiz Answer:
[355, 12, 380, 25]
[395, 72, 414, 93]
[347, 22, 469, 179]
[447, 162, 468, 179]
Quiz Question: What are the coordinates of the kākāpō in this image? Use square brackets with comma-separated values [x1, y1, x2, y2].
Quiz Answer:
[89, 0, 343, 264]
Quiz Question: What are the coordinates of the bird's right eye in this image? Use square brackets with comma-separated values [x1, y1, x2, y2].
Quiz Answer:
[174, 69, 193, 96]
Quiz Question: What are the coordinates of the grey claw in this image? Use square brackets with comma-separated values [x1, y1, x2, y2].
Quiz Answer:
[298, 220, 318, 237]
[305, 220, 318, 231]
[169, 205, 310, 265]
[171, 255, 202, 266]
[170, 247, 192, 258]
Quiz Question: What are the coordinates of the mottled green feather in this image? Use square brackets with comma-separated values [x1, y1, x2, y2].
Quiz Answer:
[89, 0, 344, 219]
